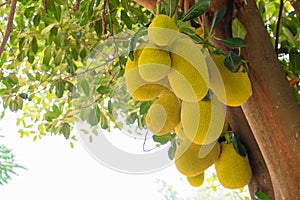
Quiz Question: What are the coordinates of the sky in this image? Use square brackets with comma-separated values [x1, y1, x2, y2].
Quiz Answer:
[0, 111, 250, 200]
[0, 111, 194, 200]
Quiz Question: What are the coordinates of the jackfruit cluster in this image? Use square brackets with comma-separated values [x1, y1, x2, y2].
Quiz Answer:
[124, 15, 253, 189]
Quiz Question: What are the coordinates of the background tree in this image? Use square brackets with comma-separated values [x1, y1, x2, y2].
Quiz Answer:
[0, 0, 299, 199]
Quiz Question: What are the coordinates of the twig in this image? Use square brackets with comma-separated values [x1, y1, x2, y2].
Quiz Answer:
[73, 0, 80, 13]
[102, 0, 107, 35]
[143, 131, 158, 152]
[0, 0, 17, 58]
[107, 0, 122, 70]
[275, 0, 284, 56]
[0, 1, 9, 7]
[42, 0, 48, 17]
[289, 78, 300, 87]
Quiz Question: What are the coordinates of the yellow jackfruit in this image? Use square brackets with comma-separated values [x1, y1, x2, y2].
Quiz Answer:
[208, 54, 252, 106]
[168, 38, 209, 102]
[138, 43, 171, 82]
[186, 173, 205, 187]
[175, 140, 220, 177]
[181, 95, 225, 145]
[146, 92, 180, 135]
[174, 122, 186, 140]
[196, 27, 204, 38]
[148, 14, 179, 46]
[125, 45, 169, 101]
[215, 142, 252, 189]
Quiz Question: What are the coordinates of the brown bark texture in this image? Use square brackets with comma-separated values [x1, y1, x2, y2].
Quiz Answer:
[236, 0, 300, 199]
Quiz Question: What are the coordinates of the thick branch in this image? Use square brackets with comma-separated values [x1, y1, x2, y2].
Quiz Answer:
[237, 0, 300, 199]
[0, 0, 17, 58]
[132, 0, 156, 12]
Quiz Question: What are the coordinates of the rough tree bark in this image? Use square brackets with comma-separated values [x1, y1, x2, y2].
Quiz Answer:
[236, 0, 300, 199]
[132, 0, 300, 199]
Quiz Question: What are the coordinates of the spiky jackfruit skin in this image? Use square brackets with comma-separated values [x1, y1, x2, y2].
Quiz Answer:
[148, 14, 179, 46]
[181, 95, 225, 145]
[125, 46, 168, 101]
[175, 140, 220, 177]
[168, 38, 209, 102]
[186, 173, 205, 187]
[138, 43, 171, 82]
[208, 54, 252, 107]
[146, 92, 180, 135]
[174, 122, 187, 140]
[215, 142, 252, 189]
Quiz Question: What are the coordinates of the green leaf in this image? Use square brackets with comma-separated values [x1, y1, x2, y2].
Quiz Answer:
[101, 115, 108, 129]
[53, 104, 61, 115]
[33, 13, 41, 26]
[128, 28, 148, 60]
[221, 37, 247, 48]
[44, 111, 59, 121]
[164, 0, 179, 17]
[43, 46, 52, 65]
[80, 79, 90, 96]
[54, 48, 63, 66]
[60, 123, 71, 139]
[88, 107, 100, 126]
[94, 20, 103, 37]
[121, 10, 133, 29]
[19, 93, 29, 100]
[289, 48, 300, 74]
[0, 52, 8, 67]
[210, 6, 227, 31]
[282, 27, 297, 46]
[177, 20, 196, 36]
[80, 47, 88, 59]
[182, 0, 210, 22]
[254, 192, 271, 200]
[54, 0, 65, 5]
[152, 133, 174, 145]
[168, 140, 177, 160]
[139, 101, 152, 115]
[41, 24, 55, 35]
[55, 80, 65, 98]
[108, 100, 113, 114]
[31, 36, 38, 54]
[88, 0, 95, 17]
[224, 51, 242, 72]
[232, 18, 247, 39]
[97, 85, 111, 95]
[8, 73, 18, 85]
[126, 112, 138, 125]
[231, 133, 247, 157]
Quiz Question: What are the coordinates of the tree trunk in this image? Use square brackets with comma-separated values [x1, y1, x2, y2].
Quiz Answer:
[236, 0, 300, 199]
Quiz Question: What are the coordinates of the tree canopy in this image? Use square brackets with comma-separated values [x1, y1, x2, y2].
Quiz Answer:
[0, 0, 299, 199]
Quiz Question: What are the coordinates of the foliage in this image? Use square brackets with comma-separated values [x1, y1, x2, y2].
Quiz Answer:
[0, 135, 25, 185]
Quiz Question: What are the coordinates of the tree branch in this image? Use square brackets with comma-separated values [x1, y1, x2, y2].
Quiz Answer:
[132, 0, 156, 12]
[289, 0, 300, 22]
[0, 0, 17, 58]
[275, 0, 284, 56]
[0, 1, 9, 7]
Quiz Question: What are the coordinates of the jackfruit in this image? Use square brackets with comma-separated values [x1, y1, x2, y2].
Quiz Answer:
[215, 142, 252, 189]
[175, 140, 220, 177]
[138, 43, 171, 82]
[148, 14, 179, 46]
[208, 54, 252, 106]
[168, 38, 209, 102]
[146, 92, 180, 135]
[186, 173, 205, 187]
[174, 122, 186, 140]
[181, 95, 225, 145]
[196, 27, 204, 38]
[125, 45, 169, 101]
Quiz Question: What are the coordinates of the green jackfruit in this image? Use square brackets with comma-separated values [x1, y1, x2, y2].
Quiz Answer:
[181, 95, 225, 145]
[168, 38, 209, 102]
[215, 142, 252, 189]
[186, 173, 205, 187]
[125, 45, 169, 101]
[175, 140, 220, 177]
[146, 92, 180, 136]
[138, 43, 171, 82]
[207, 54, 252, 107]
[148, 14, 179, 46]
